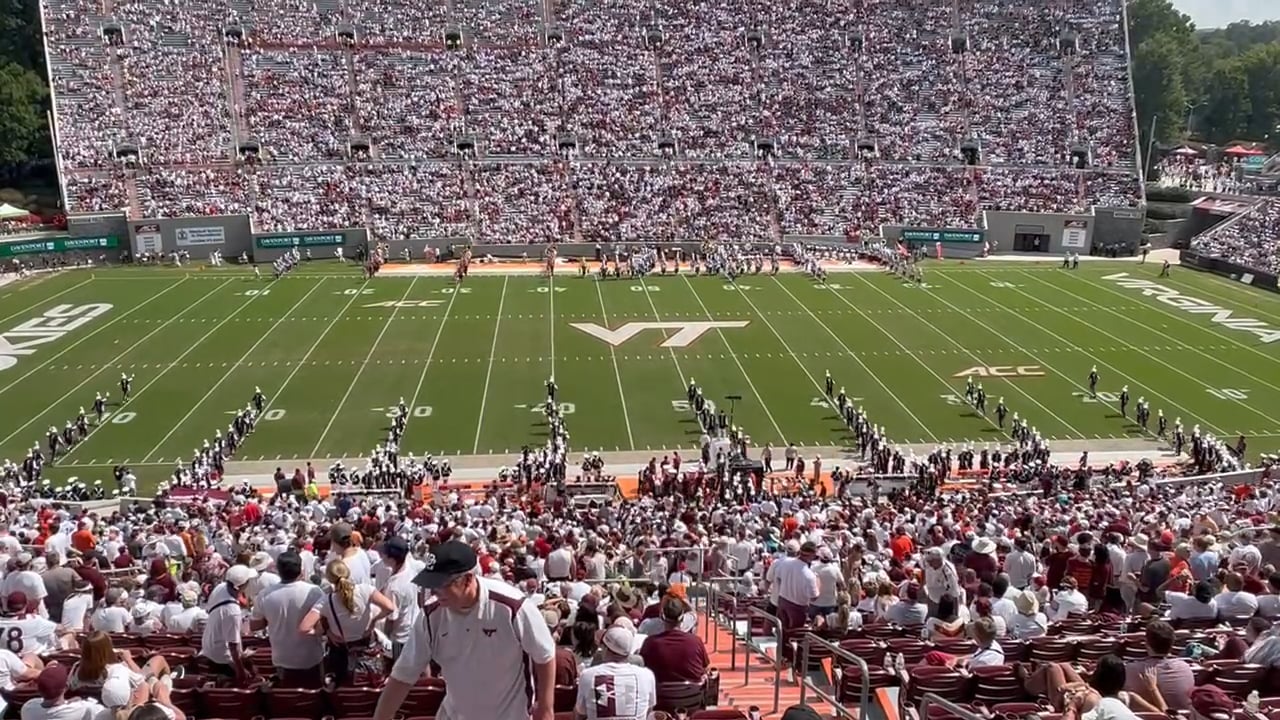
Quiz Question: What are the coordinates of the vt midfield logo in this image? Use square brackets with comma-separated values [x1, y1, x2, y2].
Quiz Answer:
[571, 321, 749, 348]
[0, 303, 113, 371]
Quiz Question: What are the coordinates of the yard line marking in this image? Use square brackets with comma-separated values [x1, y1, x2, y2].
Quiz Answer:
[766, 276, 938, 442]
[964, 271, 1225, 435]
[0, 278, 221, 450]
[472, 276, 509, 454]
[310, 277, 420, 456]
[593, 277, 635, 451]
[255, 277, 372, 424]
[680, 275, 788, 444]
[848, 274, 1088, 439]
[0, 276, 95, 326]
[636, 281, 691, 404]
[0, 278, 189, 399]
[140, 280, 329, 463]
[61, 279, 273, 461]
[548, 272, 557, 381]
[1066, 271, 1280, 397]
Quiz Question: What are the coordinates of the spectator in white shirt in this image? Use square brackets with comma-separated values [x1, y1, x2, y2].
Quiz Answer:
[1050, 577, 1089, 621]
[771, 541, 819, 632]
[1215, 572, 1258, 619]
[89, 589, 131, 634]
[1003, 538, 1038, 590]
[160, 589, 207, 634]
[249, 551, 324, 688]
[809, 547, 845, 619]
[59, 578, 94, 634]
[923, 547, 961, 615]
[576, 625, 655, 720]
[20, 664, 101, 720]
[1256, 572, 1280, 618]
[545, 537, 575, 582]
[1009, 590, 1048, 640]
[1165, 581, 1217, 622]
[299, 557, 395, 686]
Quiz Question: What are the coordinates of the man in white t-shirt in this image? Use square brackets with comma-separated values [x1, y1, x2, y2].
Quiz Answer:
[810, 547, 845, 618]
[198, 564, 255, 682]
[89, 588, 132, 634]
[577, 626, 656, 720]
[0, 555, 47, 618]
[0, 593, 60, 656]
[544, 537, 574, 582]
[372, 542, 557, 720]
[375, 537, 422, 662]
[249, 551, 324, 688]
[161, 589, 208, 633]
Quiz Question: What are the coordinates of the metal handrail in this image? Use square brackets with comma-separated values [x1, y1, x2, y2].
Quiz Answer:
[920, 693, 986, 720]
[742, 606, 782, 715]
[797, 632, 871, 720]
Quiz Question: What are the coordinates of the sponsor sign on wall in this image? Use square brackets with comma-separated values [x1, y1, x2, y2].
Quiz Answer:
[175, 226, 227, 247]
[134, 223, 162, 255]
[255, 233, 345, 249]
[1061, 219, 1088, 248]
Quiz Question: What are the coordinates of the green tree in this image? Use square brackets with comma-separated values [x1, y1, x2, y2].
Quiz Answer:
[1199, 60, 1250, 143]
[1131, 34, 1189, 145]
[0, 61, 50, 164]
[0, 0, 44, 71]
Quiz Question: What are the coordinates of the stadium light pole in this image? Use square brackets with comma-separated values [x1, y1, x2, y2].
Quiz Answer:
[1142, 114, 1157, 184]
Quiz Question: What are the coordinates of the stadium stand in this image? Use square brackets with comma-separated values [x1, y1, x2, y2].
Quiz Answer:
[40, 0, 1143, 237]
[1190, 199, 1280, 277]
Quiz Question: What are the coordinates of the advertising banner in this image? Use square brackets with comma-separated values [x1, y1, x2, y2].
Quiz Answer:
[0, 235, 119, 258]
[175, 226, 227, 247]
[900, 228, 985, 243]
[133, 223, 162, 255]
[255, 232, 345, 249]
[1061, 219, 1088, 248]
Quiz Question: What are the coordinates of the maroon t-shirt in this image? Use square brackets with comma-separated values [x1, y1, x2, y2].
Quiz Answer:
[638, 630, 710, 684]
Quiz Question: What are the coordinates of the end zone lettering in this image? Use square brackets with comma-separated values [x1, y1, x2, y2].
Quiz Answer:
[1102, 272, 1280, 344]
[0, 304, 113, 371]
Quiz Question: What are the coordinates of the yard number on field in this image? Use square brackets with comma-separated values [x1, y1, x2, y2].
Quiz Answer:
[526, 402, 575, 415]
[1206, 388, 1249, 400]
[531, 286, 566, 293]
[941, 393, 964, 406]
[989, 281, 1021, 288]
[1073, 391, 1121, 404]
[440, 287, 471, 294]
[338, 289, 373, 295]
[98, 411, 136, 424]
[229, 408, 286, 420]
[376, 406, 433, 417]
[239, 289, 270, 296]
[631, 285, 659, 292]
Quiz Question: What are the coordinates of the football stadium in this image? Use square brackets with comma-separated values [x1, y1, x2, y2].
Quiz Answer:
[1, 0, 1280, 718]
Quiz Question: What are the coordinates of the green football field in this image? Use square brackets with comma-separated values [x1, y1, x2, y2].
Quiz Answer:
[3, 258, 1280, 491]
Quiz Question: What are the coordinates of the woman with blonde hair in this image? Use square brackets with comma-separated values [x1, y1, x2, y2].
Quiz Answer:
[68, 631, 171, 695]
[823, 592, 861, 634]
[298, 558, 395, 686]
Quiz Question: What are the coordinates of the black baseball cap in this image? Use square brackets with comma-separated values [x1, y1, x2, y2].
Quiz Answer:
[412, 541, 478, 589]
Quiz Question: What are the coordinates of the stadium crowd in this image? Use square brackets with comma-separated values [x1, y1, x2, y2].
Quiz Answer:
[0, 420, 1277, 720]
[40, 0, 1146, 242]
[1190, 199, 1280, 276]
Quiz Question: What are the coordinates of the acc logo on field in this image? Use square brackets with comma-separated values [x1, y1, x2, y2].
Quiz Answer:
[571, 321, 749, 349]
[953, 365, 1045, 378]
